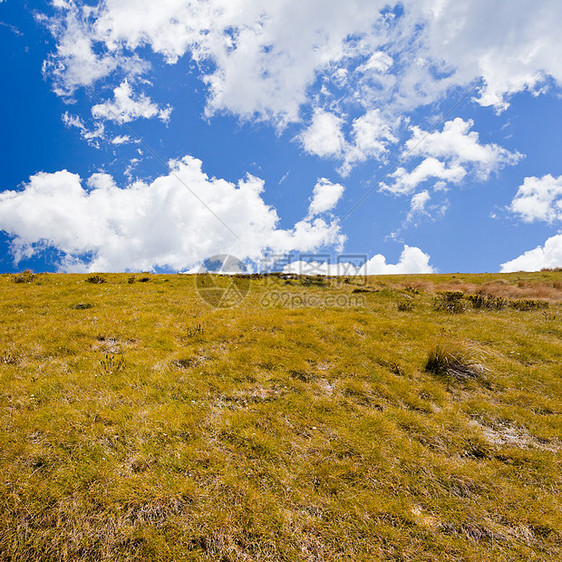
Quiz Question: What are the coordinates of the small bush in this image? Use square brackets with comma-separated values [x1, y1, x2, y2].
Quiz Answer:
[425, 345, 484, 380]
[86, 275, 106, 284]
[404, 286, 420, 294]
[466, 292, 508, 310]
[510, 299, 549, 311]
[434, 291, 465, 313]
[397, 300, 414, 311]
[466, 293, 485, 308]
[127, 276, 136, 284]
[138, 277, 151, 283]
[12, 270, 35, 284]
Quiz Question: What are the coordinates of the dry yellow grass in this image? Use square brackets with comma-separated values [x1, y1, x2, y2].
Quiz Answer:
[0, 270, 560, 561]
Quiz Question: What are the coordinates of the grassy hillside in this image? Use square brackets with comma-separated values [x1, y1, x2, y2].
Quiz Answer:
[0, 270, 561, 561]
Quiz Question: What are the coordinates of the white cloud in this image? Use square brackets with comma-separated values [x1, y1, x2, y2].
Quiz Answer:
[42, 1, 562, 129]
[284, 245, 434, 275]
[0, 157, 344, 272]
[500, 233, 562, 272]
[406, 190, 430, 222]
[382, 157, 466, 195]
[299, 109, 346, 158]
[356, 51, 393, 74]
[91, 80, 171, 124]
[308, 178, 345, 216]
[62, 111, 105, 145]
[509, 174, 562, 223]
[351, 110, 397, 159]
[40, 1, 146, 97]
[363, 244, 434, 274]
[381, 118, 521, 194]
[44, 0, 389, 126]
[339, 109, 398, 175]
[502, 175, 562, 272]
[111, 134, 134, 145]
[404, 118, 522, 179]
[417, 0, 562, 113]
[300, 108, 398, 175]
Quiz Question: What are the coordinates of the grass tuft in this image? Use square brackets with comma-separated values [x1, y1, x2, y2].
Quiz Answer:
[99, 353, 125, 375]
[425, 344, 485, 380]
[70, 302, 94, 310]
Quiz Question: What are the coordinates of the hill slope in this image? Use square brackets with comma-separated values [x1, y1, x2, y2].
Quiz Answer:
[0, 271, 561, 561]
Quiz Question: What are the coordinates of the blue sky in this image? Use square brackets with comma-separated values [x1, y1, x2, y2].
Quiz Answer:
[1, 0, 561, 274]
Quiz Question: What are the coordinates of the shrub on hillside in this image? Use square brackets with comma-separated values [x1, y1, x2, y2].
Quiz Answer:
[404, 286, 420, 294]
[86, 275, 106, 284]
[510, 299, 549, 311]
[466, 292, 508, 310]
[397, 299, 414, 311]
[12, 270, 35, 284]
[434, 291, 465, 313]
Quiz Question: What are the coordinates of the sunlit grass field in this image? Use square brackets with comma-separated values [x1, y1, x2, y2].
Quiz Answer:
[1, 270, 560, 561]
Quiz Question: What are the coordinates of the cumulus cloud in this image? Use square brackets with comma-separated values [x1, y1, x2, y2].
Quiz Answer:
[381, 118, 521, 195]
[500, 233, 562, 272]
[283, 245, 434, 275]
[300, 108, 398, 175]
[299, 110, 346, 158]
[417, 0, 562, 113]
[339, 110, 398, 175]
[509, 174, 562, 223]
[308, 178, 345, 216]
[356, 51, 393, 74]
[382, 157, 466, 195]
[91, 80, 171, 124]
[406, 190, 431, 222]
[41, 1, 562, 129]
[404, 118, 522, 179]
[40, 1, 147, 97]
[502, 174, 562, 272]
[0, 157, 345, 272]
